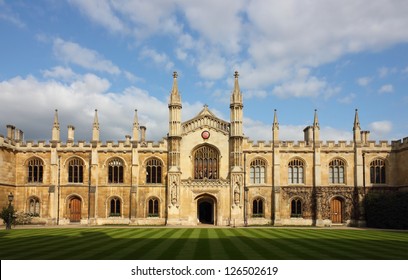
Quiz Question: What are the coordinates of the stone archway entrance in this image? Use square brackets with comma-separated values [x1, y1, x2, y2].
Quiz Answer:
[197, 196, 216, 225]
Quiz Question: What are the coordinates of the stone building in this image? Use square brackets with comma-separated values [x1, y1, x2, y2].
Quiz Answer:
[1, 71, 407, 226]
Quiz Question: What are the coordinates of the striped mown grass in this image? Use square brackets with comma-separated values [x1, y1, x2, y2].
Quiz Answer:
[0, 227, 406, 260]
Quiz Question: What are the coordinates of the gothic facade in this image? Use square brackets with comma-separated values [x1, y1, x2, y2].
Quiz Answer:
[1, 72, 407, 226]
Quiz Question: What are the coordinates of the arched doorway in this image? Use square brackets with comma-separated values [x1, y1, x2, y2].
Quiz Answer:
[69, 196, 81, 223]
[330, 197, 343, 223]
[197, 196, 216, 225]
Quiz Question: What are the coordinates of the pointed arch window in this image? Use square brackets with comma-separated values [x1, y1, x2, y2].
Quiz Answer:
[148, 197, 159, 217]
[193, 145, 219, 179]
[370, 159, 386, 184]
[250, 159, 266, 184]
[109, 197, 121, 217]
[252, 198, 264, 217]
[108, 158, 124, 183]
[146, 158, 162, 184]
[329, 159, 345, 184]
[68, 158, 84, 183]
[291, 198, 302, 218]
[288, 159, 304, 184]
[27, 158, 44, 183]
[28, 197, 40, 216]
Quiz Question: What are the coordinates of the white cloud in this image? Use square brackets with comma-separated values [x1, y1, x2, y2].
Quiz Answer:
[68, 0, 128, 34]
[378, 84, 394, 94]
[68, 0, 408, 90]
[378, 66, 397, 78]
[0, 74, 170, 141]
[369, 120, 393, 138]
[357, 77, 372, 86]
[53, 38, 121, 74]
[337, 93, 356, 104]
[0, 12, 25, 28]
[140, 48, 175, 71]
[42, 66, 77, 81]
[272, 68, 328, 98]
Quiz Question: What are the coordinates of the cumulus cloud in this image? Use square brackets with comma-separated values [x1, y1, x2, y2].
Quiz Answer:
[272, 68, 330, 98]
[0, 73, 171, 141]
[53, 38, 121, 74]
[68, 0, 408, 89]
[369, 120, 393, 138]
[140, 48, 175, 71]
[378, 84, 394, 94]
[337, 93, 356, 104]
[357, 77, 372, 86]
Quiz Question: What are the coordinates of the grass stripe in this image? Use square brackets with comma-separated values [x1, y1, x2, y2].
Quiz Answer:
[0, 227, 406, 260]
[214, 229, 246, 259]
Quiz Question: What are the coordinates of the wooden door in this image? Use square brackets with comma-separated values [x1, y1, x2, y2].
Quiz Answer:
[69, 197, 81, 222]
[330, 198, 342, 223]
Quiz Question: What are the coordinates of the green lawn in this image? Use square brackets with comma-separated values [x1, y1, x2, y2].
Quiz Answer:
[0, 227, 406, 260]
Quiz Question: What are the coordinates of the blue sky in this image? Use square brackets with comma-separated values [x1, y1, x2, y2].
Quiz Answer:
[0, 0, 407, 142]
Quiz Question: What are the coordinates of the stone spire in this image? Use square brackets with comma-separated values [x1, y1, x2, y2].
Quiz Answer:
[230, 71, 243, 105]
[132, 109, 139, 141]
[353, 109, 361, 143]
[92, 109, 99, 142]
[51, 109, 60, 142]
[313, 109, 320, 142]
[169, 71, 181, 106]
[272, 109, 279, 142]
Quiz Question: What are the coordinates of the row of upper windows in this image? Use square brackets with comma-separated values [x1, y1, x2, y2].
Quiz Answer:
[27, 157, 163, 184]
[250, 158, 386, 184]
[25, 156, 387, 185]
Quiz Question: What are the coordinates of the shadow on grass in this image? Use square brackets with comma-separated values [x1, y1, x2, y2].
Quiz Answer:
[0, 229, 406, 260]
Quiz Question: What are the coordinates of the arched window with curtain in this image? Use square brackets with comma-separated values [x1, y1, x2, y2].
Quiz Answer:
[68, 158, 84, 183]
[193, 145, 219, 179]
[148, 197, 159, 217]
[108, 158, 124, 183]
[288, 159, 304, 184]
[291, 198, 302, 218]
[252, 197, 264, 217]
[250, 159, 266, 184]
[27, 158, 44, 183]
[329, 159, 345, 184]
[109, 197, 121, 217]
[370, 159, 386, 184]
[28, 197, 40, 216]
[146, 158, 163, 184]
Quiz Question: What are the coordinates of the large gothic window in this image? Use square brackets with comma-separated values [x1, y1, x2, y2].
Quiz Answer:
[193, 145, 219, 179]
[68, 158, 84, 183]
[250, 159, 266, 184]
[108, 158, 124, 183]
[27, 158, 44, 183]
[329, 159, 345, 184]
[146, 158, 162, 184]
[288, 159, 304, 184]
[370, 159, 386, 184]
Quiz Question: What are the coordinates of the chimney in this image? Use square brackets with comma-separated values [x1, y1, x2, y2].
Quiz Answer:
[303, 126, 313, 145]
[361, 131, 370, 144]
[15, 129, 24, 142]
[140, 126, 146, 143]
[6, 125, 15, 140]
[67, 125, 75, 142]
[125, 135, 131, 146]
